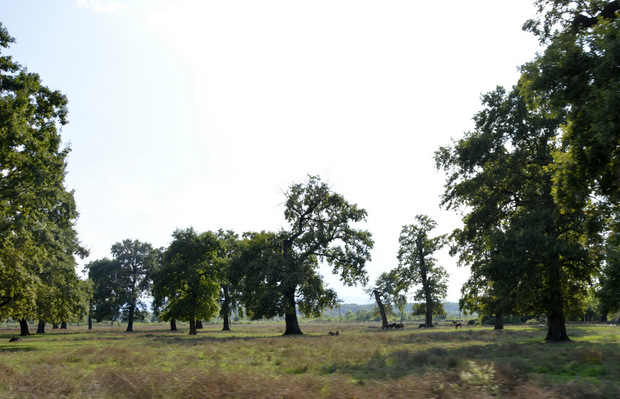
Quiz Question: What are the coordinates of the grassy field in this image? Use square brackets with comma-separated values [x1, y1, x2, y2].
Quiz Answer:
[1, 321, 618, 398]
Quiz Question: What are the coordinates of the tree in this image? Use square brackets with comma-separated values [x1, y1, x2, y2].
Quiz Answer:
[396, 215, 448, 328]
[110, 240, 155, 332]
[597, 218, 620, 319]
[86, 258, 126, 324]
[366, 270, 407, 327]
[522, 2, 620, 268]
[86, 240, 155, 331]
[153, 228, 221, 335]
[0, 23, 85, 325]
[233, 175, 374, 335]
[435, 86, 597, 341]
[214, 229, 241, 331]
[35, 258, 90, 333]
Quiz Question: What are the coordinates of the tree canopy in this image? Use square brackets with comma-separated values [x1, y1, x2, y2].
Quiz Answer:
[152, 228, 221, 335]
[233, 175, 374, 335]
[436, 86, 597, 340]
[396, 215, 448, 328]
[0, 23, 86, 324]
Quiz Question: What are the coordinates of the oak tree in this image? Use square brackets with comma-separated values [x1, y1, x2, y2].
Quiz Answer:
[153, 228, 221, 335]
[436, 86, 596, 341]
[233, 176, 373, 335]
[0, 23, 86, 327]
[396, 215, 448, 328]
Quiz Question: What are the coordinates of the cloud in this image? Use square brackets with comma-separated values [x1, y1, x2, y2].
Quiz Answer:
[77, 0, 127, 14]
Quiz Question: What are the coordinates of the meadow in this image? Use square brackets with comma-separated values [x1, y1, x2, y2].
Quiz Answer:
[1, 321, 618, 398]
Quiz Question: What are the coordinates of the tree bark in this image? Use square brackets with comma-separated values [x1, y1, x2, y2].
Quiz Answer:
[283, 289, 303, 335]
[53, 323, 59, 329]
[61, 322, 67, 329]
[189, 318, 197, 335]
[37, 320, 46, 334]
[19, 319, 30, 336]
[494, 314, 504, 330]
[546, 311, 570, 341]
[170, 320, 177, 331]
[88, 316, 92, 330]
[126, 297, 135, 332]
[545, 255, 570, 341]
[372, 290, 389, 327]
[221, 285, 231, 331]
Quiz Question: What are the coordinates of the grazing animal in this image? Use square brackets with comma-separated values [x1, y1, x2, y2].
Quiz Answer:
[328, 331, 339, 336]
[9, 337, 20, 342]
[418, 323, 426, 329]
[382, 323, 397, 330]
[454, 322, 462, 329]
[395, 323, 404, 329]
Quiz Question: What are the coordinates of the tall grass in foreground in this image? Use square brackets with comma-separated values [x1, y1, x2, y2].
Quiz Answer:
[0, 322, 618, 398]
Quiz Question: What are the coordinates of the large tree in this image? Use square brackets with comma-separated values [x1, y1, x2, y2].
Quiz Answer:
[233, 176, 374, 335]
[521, 2, 620, 327]
[0, 23, 85, 325]
[152, 228, 221, 335]
[86, 240, 155, 331]
[110, 239, 155, 332]
[214, 229, 241, 331]
[522, 1, 620, 209]
[435, 86, 597, 341]
[396, 215, 448, 328]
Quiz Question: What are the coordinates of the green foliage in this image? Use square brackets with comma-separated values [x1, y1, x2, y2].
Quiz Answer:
[0, 23, 85, 321]
[436, 86, 596, 340]
[152, 228, 221, 334]
[86, 240, 155, 329]
[396, 215, 448, 326]
[232, 176, 373, 334]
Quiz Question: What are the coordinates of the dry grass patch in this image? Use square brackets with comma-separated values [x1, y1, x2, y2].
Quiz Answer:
[0, 323, 618, 398]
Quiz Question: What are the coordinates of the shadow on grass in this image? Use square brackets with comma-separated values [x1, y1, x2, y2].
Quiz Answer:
[323, 338, 620, 389]
[0, 345, 36, 352]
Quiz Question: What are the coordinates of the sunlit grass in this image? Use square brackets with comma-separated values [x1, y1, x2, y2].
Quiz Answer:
[0, 322, 618, 398]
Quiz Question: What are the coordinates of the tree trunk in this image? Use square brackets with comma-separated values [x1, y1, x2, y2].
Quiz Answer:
[88, 316, 92, 330]
[126, 297, 135, 332]
[221, 285, 231, 331]
[420, 251, 434, 328]
[53, 323, 59, 329]
[494, 314, 504, 330]
[189, 318, 197, 335]
[546, 311, 570, 341]
[196, 320, 203, 329]
[283, 290, 303, 335]
[19, 319, 30, 336]
[372, 290, 389, 327]
[545, 255, 570, 342]
[170, 320, 177, 331]
[37, 320, 46, 334]
[61, 322, 67, 329]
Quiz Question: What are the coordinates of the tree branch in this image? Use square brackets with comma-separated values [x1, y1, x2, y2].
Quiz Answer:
[572, 1, 619, 33]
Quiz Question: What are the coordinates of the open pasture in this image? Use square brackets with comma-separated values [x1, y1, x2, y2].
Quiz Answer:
[1, 322, 618, 398]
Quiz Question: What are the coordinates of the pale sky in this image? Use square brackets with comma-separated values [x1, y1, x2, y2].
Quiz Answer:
[2, 0, 541, 304]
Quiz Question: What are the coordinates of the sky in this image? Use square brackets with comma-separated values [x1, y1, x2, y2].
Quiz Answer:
[2, 0, 542, 304]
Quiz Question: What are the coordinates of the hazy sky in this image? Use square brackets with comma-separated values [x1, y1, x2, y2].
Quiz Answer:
[2, 0, 541, 304]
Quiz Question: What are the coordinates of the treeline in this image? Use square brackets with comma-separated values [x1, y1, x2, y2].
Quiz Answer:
[3, 1, 620, 342]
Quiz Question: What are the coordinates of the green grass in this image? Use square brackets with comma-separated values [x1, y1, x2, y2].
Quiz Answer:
[0, 322, 618, 398]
